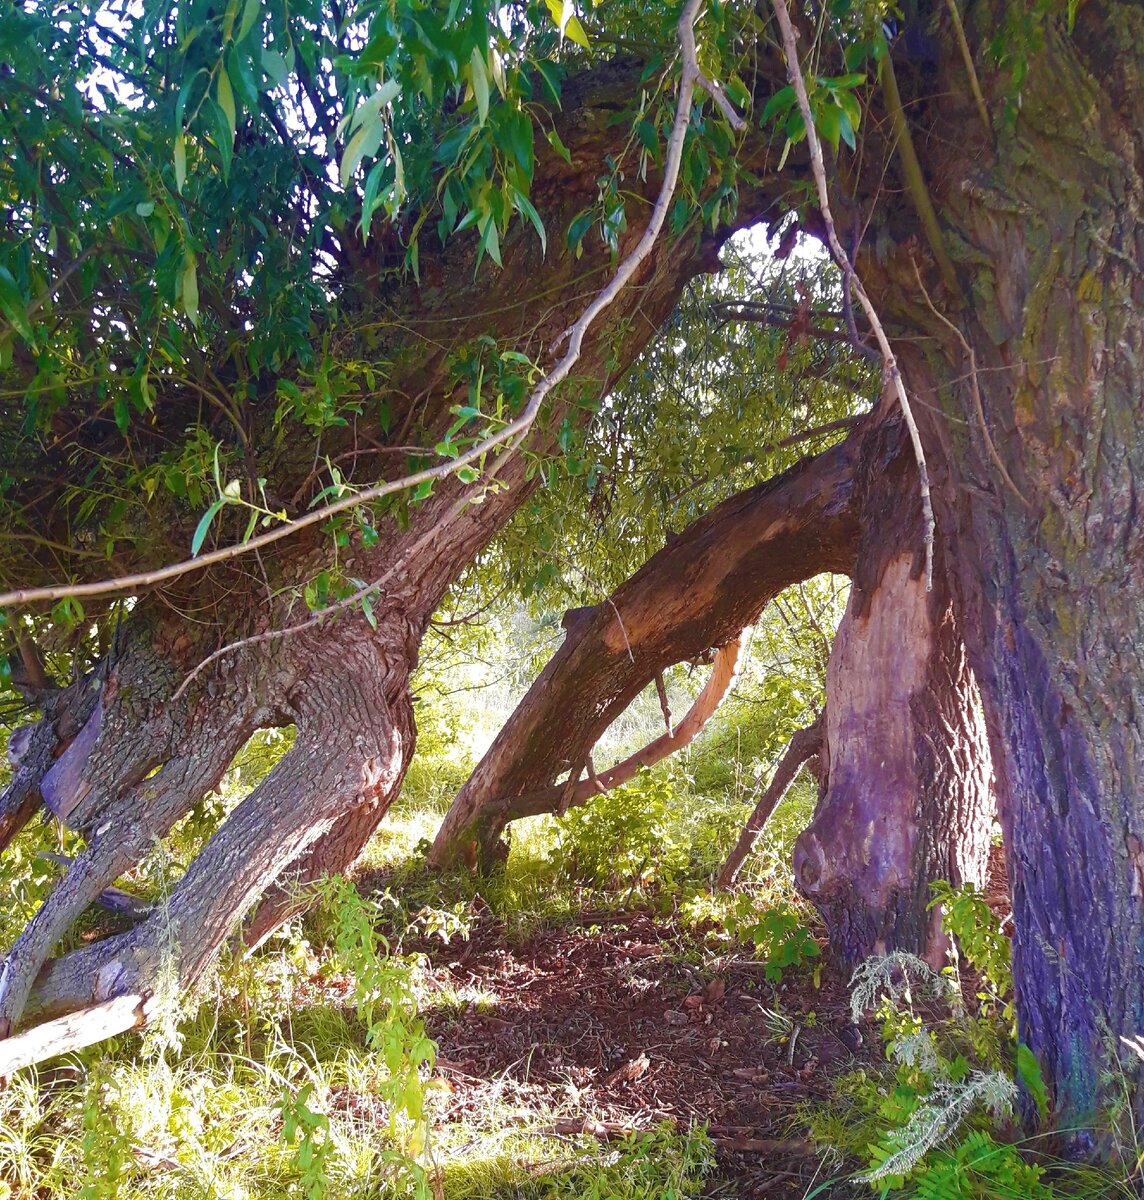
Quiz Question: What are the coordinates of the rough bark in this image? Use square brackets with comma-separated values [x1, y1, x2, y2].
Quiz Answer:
[856, 0, 1144, 1127]
[0, 63, 780, 1045]
[716, 711, 824, 889]
[793, 412, 994, 966]
[429, 430, 864, 869]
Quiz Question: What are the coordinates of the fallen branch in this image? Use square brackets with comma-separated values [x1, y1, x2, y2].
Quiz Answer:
[716, 711, 824, 888]
[0, 993, 147, 1077]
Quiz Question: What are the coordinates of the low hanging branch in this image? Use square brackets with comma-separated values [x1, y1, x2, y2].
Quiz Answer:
[0, 0, 744, 615]
[716, 709, 824, 888]
[511, 635, 744, 821]
[770, 0, 936, 590]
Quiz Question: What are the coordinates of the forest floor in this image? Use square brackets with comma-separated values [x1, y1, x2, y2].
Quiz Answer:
[408, 904, 867, 1199]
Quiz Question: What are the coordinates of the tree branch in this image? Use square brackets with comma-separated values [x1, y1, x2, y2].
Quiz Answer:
[0, 0, 743, 614]
[716, 710, 823, 888]
[770, 0, 936, 590]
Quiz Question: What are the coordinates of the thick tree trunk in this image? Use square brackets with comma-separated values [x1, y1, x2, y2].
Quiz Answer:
[0, 63, 770, 1045]
[861, 0, 1144, 1127]
[793, 412, 994, 966]
[429, 432, 863, 869]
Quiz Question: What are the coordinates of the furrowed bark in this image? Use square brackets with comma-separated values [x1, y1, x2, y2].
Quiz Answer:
[793, 410, 994, 966]
[0, 59, 775, 1048]
[857, 1, 1144, 1126]
[430, 431, 864, 869]
[716, 711, 824, 889]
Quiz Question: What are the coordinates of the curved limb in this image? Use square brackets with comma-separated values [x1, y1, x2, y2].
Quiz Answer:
[429, 433, 863, 869]
[23, 642, 412, 1024]
[0, 714, 254, 1034]
[494, 635, 744, 824]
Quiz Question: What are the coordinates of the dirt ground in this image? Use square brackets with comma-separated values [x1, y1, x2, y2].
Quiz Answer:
[408, 904, 874, 1199]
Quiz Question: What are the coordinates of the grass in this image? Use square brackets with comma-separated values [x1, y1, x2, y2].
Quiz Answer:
[5, 588, 1137, 1200]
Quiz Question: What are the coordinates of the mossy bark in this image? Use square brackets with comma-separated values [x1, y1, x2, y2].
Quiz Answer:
[870, 1, 1144, 1128]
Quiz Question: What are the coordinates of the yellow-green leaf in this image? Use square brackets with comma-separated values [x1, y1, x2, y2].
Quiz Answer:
[469, 47, 489, 125]
[174, 133, 187, 193]
[544, 0, 589, 48]
[216, 66, 236, 145]
[181, 253, 199, 324]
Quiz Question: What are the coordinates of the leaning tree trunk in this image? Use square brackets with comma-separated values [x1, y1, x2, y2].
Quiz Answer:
[0, 62, 770, 1042]
[860, 0, 1144, 1129]
[792, 409, 994, 966]
[429, 430, 864, 869]
[436, 402, 995, 970]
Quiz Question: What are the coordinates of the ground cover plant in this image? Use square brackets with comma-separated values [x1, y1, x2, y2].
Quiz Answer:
[1, 586, 1140, 1199]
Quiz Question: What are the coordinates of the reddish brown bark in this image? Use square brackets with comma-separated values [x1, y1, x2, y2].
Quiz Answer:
[429, 431, 864, 869]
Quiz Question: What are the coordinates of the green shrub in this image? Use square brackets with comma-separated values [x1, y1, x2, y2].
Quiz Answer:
[722, 891, 822, 982]
[547, 770, 690, 893]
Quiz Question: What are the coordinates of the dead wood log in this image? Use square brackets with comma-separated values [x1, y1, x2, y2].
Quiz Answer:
[0, 993, 148, 1076]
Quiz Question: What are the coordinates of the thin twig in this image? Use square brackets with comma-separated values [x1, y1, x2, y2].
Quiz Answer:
[770, 0, 936, 590]
[0, 1, 742, 614]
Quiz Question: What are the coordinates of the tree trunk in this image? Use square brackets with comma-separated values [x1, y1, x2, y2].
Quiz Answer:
[793, 411, 994, 966]
[429, 431, 863, 869]
[861, 1, 1144, 1127]
[0, 63, 770, 1042]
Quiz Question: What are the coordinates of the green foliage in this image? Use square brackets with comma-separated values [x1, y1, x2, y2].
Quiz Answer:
[866, 1128, 1055, 1200]
[721, 892, 821, 983]
[813, 952, 1055, 1200]
[548, 770, 690, 893]
[927, 881, 1013, 1024]
[495, 237, 868, 609]
[316, 874, 436, 1177]
[78, 1068, 136, 1200]
[572, 1123, 715, 1200]
[277, 1080, 333, 1200]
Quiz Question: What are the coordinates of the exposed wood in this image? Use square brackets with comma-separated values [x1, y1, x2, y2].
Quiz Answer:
[716, 711, 824, 889]
[793, 414, 994, 966]
[430, 430, 864, 869]
[0, 993, 146, 1076]
[463, 637, 744, 832]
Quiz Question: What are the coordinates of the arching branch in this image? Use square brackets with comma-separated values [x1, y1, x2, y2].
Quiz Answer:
[430, 430, 864, 869]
